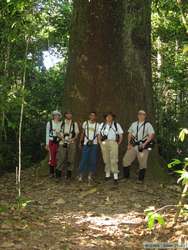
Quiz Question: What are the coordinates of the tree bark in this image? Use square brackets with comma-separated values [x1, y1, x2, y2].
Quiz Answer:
[64, 0, 152, 121]
[63, 0, 166, 179]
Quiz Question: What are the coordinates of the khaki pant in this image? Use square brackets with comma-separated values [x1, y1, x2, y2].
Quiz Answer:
[56, 143, 76, 171]
[100, 140, 119, 174]
[123, 146, 149, 169]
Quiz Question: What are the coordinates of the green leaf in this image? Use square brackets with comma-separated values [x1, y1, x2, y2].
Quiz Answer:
[179, 129, 188, 142]
[146, 211, 165, 230]
[147, 213, 155, 230]
[183, 44, 188, 54]
[175, 170, 184, 174]
[168, 159, 182, 168]
[177, 170, 188, 185]
[156, 213, 165, 226]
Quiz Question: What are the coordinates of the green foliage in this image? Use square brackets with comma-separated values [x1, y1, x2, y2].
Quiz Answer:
[0, 205, 8, 213]
[167, 156, 188, 186]
[167, 129, 188, 185]
[179, 128, 188, 142]
[177, 170, 188, 185]
[145, 207, 165, 230]
[152, 0, 188, 162]
[0, 0, 72, 172]
[15, 196, 32, 210]
[145, 126, 188, 229]
[168, 158, 182, 168]
[181, 205, 188, 216]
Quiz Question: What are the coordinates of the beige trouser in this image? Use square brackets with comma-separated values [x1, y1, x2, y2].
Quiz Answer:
[100, 140, 119, 174]
[123, 146, 149, 169]
[56, 143, 76, 171]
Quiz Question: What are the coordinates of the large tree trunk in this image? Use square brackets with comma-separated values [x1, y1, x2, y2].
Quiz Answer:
[63, 0, 167, 180]
[64, 0, 152, 121]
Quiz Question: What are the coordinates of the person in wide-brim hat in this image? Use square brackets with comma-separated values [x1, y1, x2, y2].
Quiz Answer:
[46, 110, 62, 177]
[103, 112, 116, 120]
[52, 110, 62, 117]
[98, 111, 124, 185]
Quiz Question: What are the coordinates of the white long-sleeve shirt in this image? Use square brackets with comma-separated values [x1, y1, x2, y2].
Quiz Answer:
[46, 120, 62, 145]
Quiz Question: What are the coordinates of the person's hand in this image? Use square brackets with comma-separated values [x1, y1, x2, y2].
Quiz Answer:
[127, 144, 132, 150]
[45, 144, 49, 151]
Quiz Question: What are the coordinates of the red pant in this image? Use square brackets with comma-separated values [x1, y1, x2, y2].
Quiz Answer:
[48, 140, 59, 167]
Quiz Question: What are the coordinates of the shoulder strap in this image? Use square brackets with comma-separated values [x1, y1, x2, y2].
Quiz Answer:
[100, 122, 106, 132]
[84, 121, 97, 140]
[93, 122, 97, 140]
[82, 121, 88, 139]
[61, 121, 65, 129]
[49, 120, 53, 132]
[114, 122, 118, 132]
[60, 121, 65, 134]
[86, 121, 89, 138]
[136, 121, 148, 141]
[72, 121, 75, 133]
[71, 121, 76, 138]
[142, 122, 146, 138]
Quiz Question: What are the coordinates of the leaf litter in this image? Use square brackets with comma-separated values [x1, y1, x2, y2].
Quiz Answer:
[0, 169, 187, 250]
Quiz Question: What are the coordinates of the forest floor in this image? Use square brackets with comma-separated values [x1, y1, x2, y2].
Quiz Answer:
[0, 167, 188, 250]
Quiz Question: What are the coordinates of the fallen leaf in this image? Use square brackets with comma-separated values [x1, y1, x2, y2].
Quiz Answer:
[79, 187, 97, 198]
[53, 198, 65, 205]
[1, 242, 15, 248]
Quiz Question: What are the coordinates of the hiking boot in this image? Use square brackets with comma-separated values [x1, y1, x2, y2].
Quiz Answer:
[49, 165, 55, 178]
[105, 177, 111, 181]
[78, 175, 83, 182]
[123, 166, 130, 178]
[55, 169, 62, 178]
[113, 179, 118, 185]
[138, 169, 146, 181]
[88, 175, 94, 185]
[66, 170, 72, 180]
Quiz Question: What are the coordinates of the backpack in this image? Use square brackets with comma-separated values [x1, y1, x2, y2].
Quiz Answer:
[61, 120, 76, 138]
[100, 121, 118, 134]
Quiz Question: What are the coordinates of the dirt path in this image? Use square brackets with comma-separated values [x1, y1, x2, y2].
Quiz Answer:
[0, 169, 187, 250]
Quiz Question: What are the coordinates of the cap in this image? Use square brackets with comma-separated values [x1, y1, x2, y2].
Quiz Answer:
[138, 110, 146, 115]
[52, 110, 62, 117]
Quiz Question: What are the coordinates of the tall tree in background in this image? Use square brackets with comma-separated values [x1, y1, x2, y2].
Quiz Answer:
[63, 0, 153, 126]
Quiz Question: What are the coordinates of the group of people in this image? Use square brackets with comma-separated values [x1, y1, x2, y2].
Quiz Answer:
[46, 110, 155, 185]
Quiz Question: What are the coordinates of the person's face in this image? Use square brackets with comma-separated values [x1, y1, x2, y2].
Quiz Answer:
[138, 113, 146, 121]
[54, 115, 61, 121]
[65, 113, 72, 120]
[106, 115, 113, 123]
[89, 113, 96, 122]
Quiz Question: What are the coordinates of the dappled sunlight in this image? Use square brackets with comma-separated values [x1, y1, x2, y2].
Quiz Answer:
[0, 171, 187, 249]
[74, 212, 143, 226]
[48, 210, 146, 248]
[48, 210, 145, 248]
[50, 211, 144, 227]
